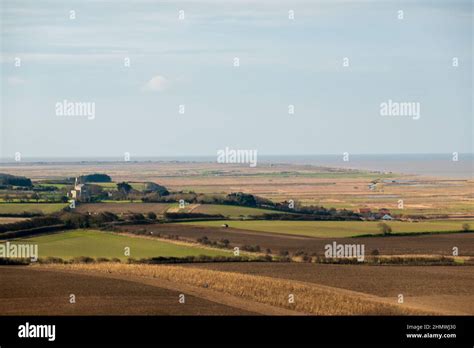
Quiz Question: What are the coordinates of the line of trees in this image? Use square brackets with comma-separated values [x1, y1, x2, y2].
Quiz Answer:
[0, 173, 32, 187]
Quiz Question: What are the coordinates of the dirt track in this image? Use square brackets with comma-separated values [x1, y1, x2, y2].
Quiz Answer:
[0, 266, 256, 315]
[117, 223, 474, 256]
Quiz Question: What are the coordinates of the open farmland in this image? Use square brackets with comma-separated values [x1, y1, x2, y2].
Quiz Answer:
[0, 203, 67, 215]
[167, 203, 283, 217]
[180, 220, 474, 238]
[14, 229, 232, 260]
[192, 204, 284, 217]
[116, 223, 474, 256]
[75, 202, 283, 218]
[34, 263, 431, 315]
[75, 202, 172, 215]
[1, 162, 472, 218]
[183, 263, 474, 315]
[0, 266, 254, 315]
[94, 182, 146, 191]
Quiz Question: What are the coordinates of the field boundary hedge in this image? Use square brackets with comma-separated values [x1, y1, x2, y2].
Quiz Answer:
[0, 225, 71, 239]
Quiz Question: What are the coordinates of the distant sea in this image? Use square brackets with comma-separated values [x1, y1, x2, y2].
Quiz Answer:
[262, 154, 474, 179]
[0, 154, 472, 179]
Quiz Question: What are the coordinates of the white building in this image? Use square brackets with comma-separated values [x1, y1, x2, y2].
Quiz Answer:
[70, 177, 89, 201]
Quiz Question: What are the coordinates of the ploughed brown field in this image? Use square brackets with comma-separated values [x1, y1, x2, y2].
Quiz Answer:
[115, 224, 474, 256]
[183, 263, 474, 315]
[182, 263, 474, 314]
[16, 263, 435, 315]
[0, 266, 256, 315]
[75, 203, 171, 215]
[2, 263, 471, 315]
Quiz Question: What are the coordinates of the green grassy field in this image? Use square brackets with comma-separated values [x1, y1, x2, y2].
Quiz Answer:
[36, 183, 69, 189]
[95, 182, 146, 190]
[15, 229, 232, 260]
[0, 203, 68, 215]
[169, 203, 286, 217]
[179, 220, 474, 238]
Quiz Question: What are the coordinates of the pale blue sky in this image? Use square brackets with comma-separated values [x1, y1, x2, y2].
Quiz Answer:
[1, 0, 472, 158]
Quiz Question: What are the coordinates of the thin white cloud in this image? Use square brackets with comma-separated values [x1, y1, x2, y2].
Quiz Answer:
[7, 76, 27, 86]
[143, 75, 168, 92]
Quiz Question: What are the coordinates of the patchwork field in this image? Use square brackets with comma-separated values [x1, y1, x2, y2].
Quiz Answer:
[117, 223, 474, 256]
[0, 161, 472, 318]
[74, 202, 281, 218]
[30, 263, 432, 315]
[179, 220, 473, 238]
[1, 162, 472, 217]
[13, 229, 232, 260]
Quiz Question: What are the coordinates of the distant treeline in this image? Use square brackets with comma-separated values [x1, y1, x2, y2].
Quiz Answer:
[0, 171, 359, 221]
[0, 212, 119, 238]
[164, 212, 225, 220]
[0, 173, 32, 187]
[143, 191, 359, 219]
[0, 216, 63, 236]
[79, 173, 112, 183]
[250, 213, 360, 221]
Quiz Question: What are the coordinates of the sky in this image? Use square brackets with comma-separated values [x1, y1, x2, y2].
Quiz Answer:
[0, 0, 472, 159]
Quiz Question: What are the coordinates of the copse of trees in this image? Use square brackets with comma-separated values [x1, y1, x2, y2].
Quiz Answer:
[251, 213, 359, 221]
[79, 173, 112, 183]
[60, 212, 91, 229]
[147, 212, 157, 220]
[225, 192, 258, 207]
[0, 216, 63, 234]
[117, 182, 132, 195]
[86, 184, 107, 202]
[0, 173, 32, 187]
[143, 182, 169, 196]
[60, 211, 120, 228]
[126, 213, 146, 222]
[164, 212, 225, 220]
